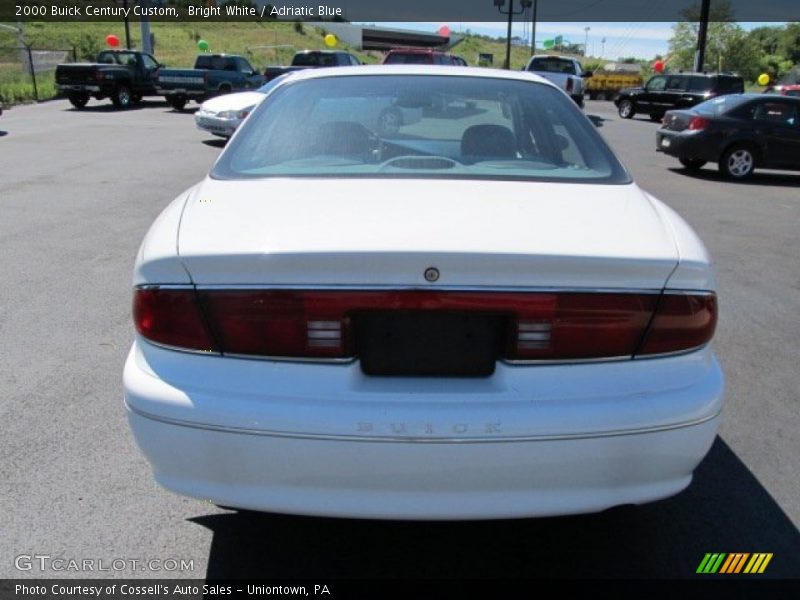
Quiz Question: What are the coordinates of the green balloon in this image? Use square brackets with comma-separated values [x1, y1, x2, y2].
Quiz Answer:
[197, 39, 209, 51]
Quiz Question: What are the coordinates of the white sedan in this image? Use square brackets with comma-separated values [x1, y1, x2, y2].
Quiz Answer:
[194, 74, 290, 138]
[125, 66, 723, 520]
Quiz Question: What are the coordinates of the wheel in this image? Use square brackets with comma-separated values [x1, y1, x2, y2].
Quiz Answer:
[588, 91, 597, 101]
[168, 95, 188, 111]
[596, 91, 607, 101]
[111, 85, 132, 109]
[218, 84, 232, 94]
[618, 99, 635, 119]
[377, 107, 402, 135]
[719, 145, 756, 180]
[679, 158, 707, 170]
[573, 95, 585, 109]
[67, 92, 89, 109]
[650, 112, 664, 122]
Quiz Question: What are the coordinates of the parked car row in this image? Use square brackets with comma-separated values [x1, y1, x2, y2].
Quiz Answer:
[56, 48, 470, 112]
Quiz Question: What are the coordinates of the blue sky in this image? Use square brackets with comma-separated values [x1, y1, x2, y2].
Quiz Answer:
[362, 22, 779, 60]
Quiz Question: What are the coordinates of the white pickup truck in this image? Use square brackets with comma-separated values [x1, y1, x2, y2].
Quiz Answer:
[524, 55, 592, 108]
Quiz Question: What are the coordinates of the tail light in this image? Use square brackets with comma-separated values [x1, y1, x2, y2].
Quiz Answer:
[566, 77, 574, 93]
[133, 289, 717, 360]
[688, 116, 710, 131]
[133, 289, 217, 352]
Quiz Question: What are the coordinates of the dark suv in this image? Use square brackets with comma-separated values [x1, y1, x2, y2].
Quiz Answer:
[615, 72, 744, 121]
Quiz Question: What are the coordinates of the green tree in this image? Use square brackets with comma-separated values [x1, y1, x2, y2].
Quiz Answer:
[667, 1, 761, 80]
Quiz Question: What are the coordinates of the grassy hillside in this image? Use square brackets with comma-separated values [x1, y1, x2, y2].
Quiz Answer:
[1, 20, 569, 104]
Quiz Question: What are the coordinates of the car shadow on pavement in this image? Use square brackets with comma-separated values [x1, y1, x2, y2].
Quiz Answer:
[586, 114, 607, 128]
[202, 139, 227, 148]
[66, 100, 169, 113]
[0, 130, 7, 137]
[192, 437, 800, 579]
[668, 167, 800, 188]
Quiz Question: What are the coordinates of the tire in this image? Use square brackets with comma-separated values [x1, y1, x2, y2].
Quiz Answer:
[618, 99, 635, 119]
[588, 91, 597, 101]
[111, 85, 132, 109]
[719, 145, 756, 180]
[168, 96, 188, 111]
[573, 95, 585, 109]
[679, 158, 707, 170]
[596, 91, 607, 101]
[218, 84, 232, 94]
[68, 92, 89, 109]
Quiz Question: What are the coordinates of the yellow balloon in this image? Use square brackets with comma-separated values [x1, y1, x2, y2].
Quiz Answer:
[758, 73, 770, 86]
[324, 34, 337, 48]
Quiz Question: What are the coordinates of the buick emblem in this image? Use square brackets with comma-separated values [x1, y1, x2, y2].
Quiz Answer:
[424, 267, 440, 282]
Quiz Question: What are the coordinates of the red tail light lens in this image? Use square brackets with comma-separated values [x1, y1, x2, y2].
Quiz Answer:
[688, 116, 710, 131]
[566, 77, 574, 93]
[133, 289, 217, 352]
[637, 293, 717, 356]
[133, 289, 717, 360]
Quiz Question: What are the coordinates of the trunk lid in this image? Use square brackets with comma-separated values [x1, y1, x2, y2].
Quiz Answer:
[176, 177, 678, 290]
[661, 110, 697, 132]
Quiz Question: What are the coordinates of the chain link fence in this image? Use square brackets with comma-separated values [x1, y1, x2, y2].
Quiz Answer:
[0, 45, 78, 104]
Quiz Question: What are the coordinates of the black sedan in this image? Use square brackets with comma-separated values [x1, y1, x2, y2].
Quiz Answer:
[656, 94, 800, 179]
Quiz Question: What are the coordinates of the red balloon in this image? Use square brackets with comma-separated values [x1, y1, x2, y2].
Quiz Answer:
[438, 25, 451, 37]
[106, 34, 120, 48]
[653, 60, 665, 73]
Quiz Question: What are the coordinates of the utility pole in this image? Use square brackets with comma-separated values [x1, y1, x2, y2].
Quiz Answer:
[584, 26, 590, 57]
[694, 0, 711, 72]
[494, 0, 532, 70]
[530, 0, 538, 56]
[122, 0, 132, 49]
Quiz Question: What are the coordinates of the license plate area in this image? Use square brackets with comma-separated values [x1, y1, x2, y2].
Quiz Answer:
[354, 311, 507, 377]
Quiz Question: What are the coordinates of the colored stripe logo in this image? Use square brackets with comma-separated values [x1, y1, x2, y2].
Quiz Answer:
[697, 553, 773, 574]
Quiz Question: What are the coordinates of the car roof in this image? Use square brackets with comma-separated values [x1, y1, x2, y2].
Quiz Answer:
[666, 72, 742, 78]
[282, 64, 555, 87]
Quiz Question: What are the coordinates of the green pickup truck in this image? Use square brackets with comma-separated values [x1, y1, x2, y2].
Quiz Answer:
[55, 50, 162, 109]
[156, 54, 265, 110]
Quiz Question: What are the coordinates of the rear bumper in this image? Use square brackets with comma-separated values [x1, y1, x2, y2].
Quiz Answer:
[124, 340, 724, 519]
[656, 130, 719, 161]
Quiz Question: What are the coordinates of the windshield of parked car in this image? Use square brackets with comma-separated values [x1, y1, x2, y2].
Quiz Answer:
[693, 94, 751, 116]
[528, 58, 576, 75]
[213, 75, 630, 183]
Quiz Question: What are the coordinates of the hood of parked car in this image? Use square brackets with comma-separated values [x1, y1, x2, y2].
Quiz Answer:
[199, 92, 265, 114]
[174, 177, 680, 289]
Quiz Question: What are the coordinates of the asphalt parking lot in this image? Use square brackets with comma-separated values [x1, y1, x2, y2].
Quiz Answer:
[1, 97, 798, 580]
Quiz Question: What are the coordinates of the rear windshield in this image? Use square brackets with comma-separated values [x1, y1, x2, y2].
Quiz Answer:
[293, 53, 338, 67]
[195, 55, 235, 70]
[693, 94, 751, 116]
[528, 58, 576, 75]
[212, 75, 630, 184]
